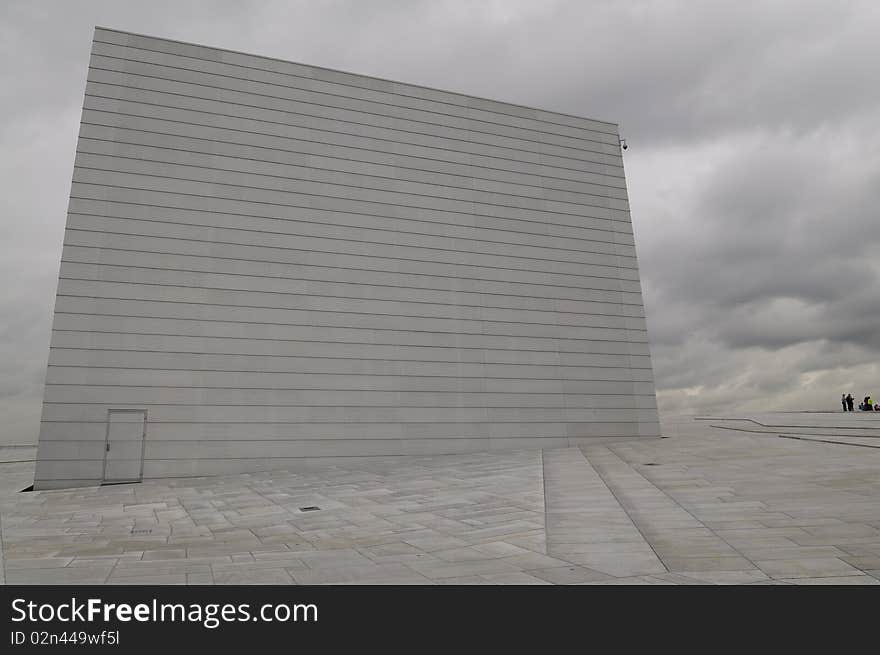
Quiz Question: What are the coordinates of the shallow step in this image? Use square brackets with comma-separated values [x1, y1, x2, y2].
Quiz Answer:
[582, 445, 756, 573]
[541, 447, 665, 577]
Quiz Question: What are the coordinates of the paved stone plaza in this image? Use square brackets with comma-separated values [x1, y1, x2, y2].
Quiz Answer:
[2, 414, 880, 585]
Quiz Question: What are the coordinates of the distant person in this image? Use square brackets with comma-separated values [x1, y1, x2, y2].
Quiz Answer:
[864, 397, 874, 411]
[847, 394, 854, 411]
[842, 394, 848, 411]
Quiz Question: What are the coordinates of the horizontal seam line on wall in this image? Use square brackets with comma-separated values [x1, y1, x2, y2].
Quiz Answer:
[76, 142, 629, 211]
[48, 329, 648, 352]
[62, 227, 642, 281]
[50, 311, 649, 343]
[68, 191, 634, 244]
[57, 275, 647, 319]
[40, 419, 656, 424]
[81, 107, 629, 200]
[92, 35, 621, 133]
[53, 293, 649, 332]
[89, 39, 620, 137]
[46, 348, 653, 368]
[44, 365, 653, 379]
[65, 210, 637, 263]
[78, 120, 627, 189]
[43, 403, 656, 408]
[43, 384, 655, 394]
[80, 106, 626, 184]
[60, 258, 646, 308]
[72, 159, 630, 222]
[82, 78, 622, 163]
[59, 243, 643, 296]
[94, 29, 621, 132]
[76, 131, 628, 200]
[36, 436, 656, 444]
[70, 183, 633, 247]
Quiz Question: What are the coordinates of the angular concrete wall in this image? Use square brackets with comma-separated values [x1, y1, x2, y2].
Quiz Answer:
[35, 27, 658, 489]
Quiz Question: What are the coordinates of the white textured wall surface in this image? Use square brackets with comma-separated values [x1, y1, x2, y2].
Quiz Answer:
[35, 27, 658, 489]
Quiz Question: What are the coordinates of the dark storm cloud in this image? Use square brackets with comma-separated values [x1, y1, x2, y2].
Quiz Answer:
[2, 0, 879, 442]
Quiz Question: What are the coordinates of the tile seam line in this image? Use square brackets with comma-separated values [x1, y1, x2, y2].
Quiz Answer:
[540, 449, 551, 555]
[699, 416, 880, 432]
[0, 506, 6, 585]
[778, 572, 876, 582]
[101, 515, 136, 583]
[778, 435, 880, 449]
[711, 424, 880, 442]
[92, 28, 621, 130]
[601, 444, 764, 574]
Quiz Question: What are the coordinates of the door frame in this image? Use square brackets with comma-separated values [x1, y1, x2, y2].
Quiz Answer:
[102, 408, 148, 484]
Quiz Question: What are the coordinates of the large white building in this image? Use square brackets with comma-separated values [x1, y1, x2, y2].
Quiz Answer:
[34, 28, 658, 489]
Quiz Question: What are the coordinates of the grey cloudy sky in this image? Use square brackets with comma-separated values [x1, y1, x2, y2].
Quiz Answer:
[2, 0, 879, 444]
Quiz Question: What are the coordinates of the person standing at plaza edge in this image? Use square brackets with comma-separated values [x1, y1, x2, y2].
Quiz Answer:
[843, 394, 848, 411]
[847, 394, 855, 412]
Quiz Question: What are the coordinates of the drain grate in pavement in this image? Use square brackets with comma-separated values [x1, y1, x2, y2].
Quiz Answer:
[299, 506, 321, 512]
[642, 462, 659, 466]
[130, 528, 152, 535]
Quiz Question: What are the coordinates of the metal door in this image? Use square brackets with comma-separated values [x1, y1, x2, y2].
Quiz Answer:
[102, 409, 147, 484]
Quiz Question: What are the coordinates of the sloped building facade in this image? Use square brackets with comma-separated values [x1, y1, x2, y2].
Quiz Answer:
[35, 28, 658, 489]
